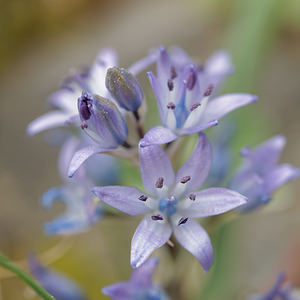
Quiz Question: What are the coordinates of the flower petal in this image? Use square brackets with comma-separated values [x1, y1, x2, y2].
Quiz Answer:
[102, 282, 132, 300]
[174, 133, 212, 196]
[173, 219, 213, 271]
[138, 143, 175, 195]
[68, 146, 108, 177]
[128, 52, 157, 76]
[130, 257, 159, 286]
[92, 186, 151, 216]
[179, 120, 218, 135]
[27, 111, 72, 136]
[265, 164, 300, 194]
[199, 93, 257, 125]
[179, 188, 247, 218]
[131, 216, 172, 268]
[141, 126, 178, 146]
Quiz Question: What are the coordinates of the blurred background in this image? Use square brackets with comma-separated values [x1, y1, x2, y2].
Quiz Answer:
[0, 0, 300, 299]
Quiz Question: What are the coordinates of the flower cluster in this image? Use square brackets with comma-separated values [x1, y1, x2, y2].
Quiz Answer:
[27, 45, 299, 299]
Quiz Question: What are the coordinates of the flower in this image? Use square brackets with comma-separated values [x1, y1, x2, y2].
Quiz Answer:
[93, 133, 247, 270]
[106, 67, 144, 111]
[141, 46, 257, 146]
[249, 272, 300, 300]
[102, 257, 169, 300]
[28, 255, 87, 300]
[230, 135, 300, 212]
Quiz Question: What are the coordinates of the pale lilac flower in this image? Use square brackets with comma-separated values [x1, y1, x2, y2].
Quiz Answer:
[102, 257, 169, 300]
[141, 46, 257, 146]
[249, 272, 300, 300]
[93, 133, 247, 270]
[28, 255, 87, 300]
[230, 135, 300, 212]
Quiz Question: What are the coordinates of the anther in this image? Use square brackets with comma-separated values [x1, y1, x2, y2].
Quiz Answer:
[167, 79, 174, 91]
[167, 102, 176, 110]
[186, 70, 196, 90]
[204, 84, 214, 97]
[180, 176, 191, 184]
[178, 217, 188, 225]
[138, 195, 148, 202]
[190, 103, 201, 112]
[155, 177, 164, 189]
[80, 122, 88, 129]
[170, 66, 177, 79]
[189, 193, 196, 201]
[151, 214, 163, 221]
[79, 100, 92, 121]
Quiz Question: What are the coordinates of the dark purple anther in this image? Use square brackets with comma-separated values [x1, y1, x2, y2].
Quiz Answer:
[138, 195, 148, 202]
[167, 102, 176, 110]
[79, 99, 91, 121]
[180, 176, 191, 184]
[80, 122, 88, 129]
[170, 66, 177, 79]
[186, 70, 196, 90]
[189, 194, 196, 201]
[190, 103, 201, 112]
[204, 84, 214, 97]
[167, 79, 174, 91]
[151, 214, 164, 221]
[178, 217, 188, 225]
[155, 177, 164, 189]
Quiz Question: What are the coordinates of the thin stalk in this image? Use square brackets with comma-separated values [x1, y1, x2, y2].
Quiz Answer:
[132, 111, 145, 139]
[0, 253, 55, 300]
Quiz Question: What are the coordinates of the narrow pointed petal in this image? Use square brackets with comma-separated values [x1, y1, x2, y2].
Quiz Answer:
[131, 257, 159, 286]
[68, 146, 107, 177]
[131, 216, 172, 268]
[265, 164, 300, 194]
[175, 133, 212, 194]
[242, 135, 286, 173]
[27, 111, 71, 136]
[128, 52, 157, 75]
[179, 188, 247, 218]
[141, 126, 178, 146]
[179, 120, 218, 135]
[92, 186, 151, 216]
[138, 143, 175, 195]
[200, 93, 257, 125]
[173, 219, 213, 271]
[156, 46, 171, 82]
[102, 282, 132, 300]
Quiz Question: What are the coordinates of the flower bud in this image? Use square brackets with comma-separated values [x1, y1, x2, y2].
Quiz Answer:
[78, 91, 128, 149]
[105, 67, 143, 111]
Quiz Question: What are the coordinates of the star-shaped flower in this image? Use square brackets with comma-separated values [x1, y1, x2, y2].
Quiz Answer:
[93, 133, 247, 270]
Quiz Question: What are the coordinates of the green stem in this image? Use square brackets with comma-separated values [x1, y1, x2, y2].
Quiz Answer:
[0, 253, 55, 300]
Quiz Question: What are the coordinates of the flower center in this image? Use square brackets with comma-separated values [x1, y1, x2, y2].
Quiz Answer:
[158, 195, 178, 217]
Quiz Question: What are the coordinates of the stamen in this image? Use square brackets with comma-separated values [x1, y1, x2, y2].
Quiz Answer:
[138, 195, 148, 202]
[180, 176, 191, 184]
[151, 214, 163, 221]
[204, 84, 214, 97]
[155, 177, 164, 189]
[167, 102, 176, 110]
[186, 70, 196, 90]
[79, 99, 92, 121]
[80, 122, 88, 129]
[190, 103, 201, 112]
[167, 79, 174, 91]
[178, 217, 188, 225]
[189, 193, 196, 201]
[170, 66, 177, 79]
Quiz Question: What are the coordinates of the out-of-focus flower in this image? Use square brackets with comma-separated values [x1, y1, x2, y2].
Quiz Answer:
[106, 67, 144, 112]
[141, 46, 257, 146]
[249, 272, 300, 300]
[93, 133, 247, 270]
[102, 257, 169, 300]
[230, 135, 300, 212]
[28, 255, 88, 300]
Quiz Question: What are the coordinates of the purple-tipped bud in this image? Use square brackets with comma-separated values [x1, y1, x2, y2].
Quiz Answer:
[78, 91, 128, 149]
[105, 67, 143, 111]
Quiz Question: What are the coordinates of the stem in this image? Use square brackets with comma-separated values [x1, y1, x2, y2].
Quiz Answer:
[0, 253, 55, 300]
[132, 111, 145, 139]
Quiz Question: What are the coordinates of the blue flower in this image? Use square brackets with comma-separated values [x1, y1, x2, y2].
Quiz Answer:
[141, 46, 257, 146]
[93, 133, 247, 270]
[28, 255, 87, 300]
[102, 257, 169, 300]
[249, 272, 300, 300]
[230, 135, 300, 212]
